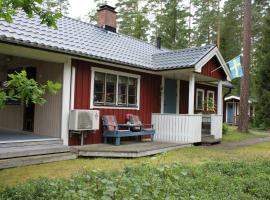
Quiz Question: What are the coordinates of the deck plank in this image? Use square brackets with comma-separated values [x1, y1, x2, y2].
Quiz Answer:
[71, 141, 191, 158]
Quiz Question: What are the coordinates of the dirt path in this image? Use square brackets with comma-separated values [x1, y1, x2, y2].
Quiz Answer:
[215, 137, 270, 149]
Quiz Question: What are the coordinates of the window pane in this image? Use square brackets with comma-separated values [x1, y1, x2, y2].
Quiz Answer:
[106, 74, 117, 104]
[118, 76, 128, 105]
[207, 92, 214, 110]
[196, 90, 204, 110]
[94, 72, 105, 104]
[128, 77, 137, 105]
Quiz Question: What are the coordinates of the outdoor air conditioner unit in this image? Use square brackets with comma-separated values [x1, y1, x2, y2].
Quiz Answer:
[69, 109, 100, 131]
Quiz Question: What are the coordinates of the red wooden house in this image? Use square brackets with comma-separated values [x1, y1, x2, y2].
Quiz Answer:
[0, 5, 232, 147]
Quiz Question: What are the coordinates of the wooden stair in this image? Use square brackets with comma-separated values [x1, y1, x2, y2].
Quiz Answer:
[201, 134, 221, 145]
[0, 139, 77, 169]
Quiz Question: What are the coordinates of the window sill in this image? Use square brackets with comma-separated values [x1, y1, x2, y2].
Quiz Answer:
[92, 104, 139, 110]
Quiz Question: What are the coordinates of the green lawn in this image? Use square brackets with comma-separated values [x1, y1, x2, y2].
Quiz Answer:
[222, 126, 269, 143]
[0, 127, 269, 188]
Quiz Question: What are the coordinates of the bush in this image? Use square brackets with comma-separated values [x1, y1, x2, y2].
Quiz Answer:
[1, 160, 270, 200]
[222, 123, 229, 135]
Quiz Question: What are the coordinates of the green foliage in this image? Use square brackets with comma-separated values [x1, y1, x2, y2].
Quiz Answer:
[192, 0, 221, 46]
[254, 8, 270, 129]
[2, 160, 270, 199]
[222, 123, 229, 135]
[117, 0, 149, 41]
[0, 0, 63, 28]
[0, 70, 61, 109]
[154, 0, 189, 49]
[43, 0, 70, 15]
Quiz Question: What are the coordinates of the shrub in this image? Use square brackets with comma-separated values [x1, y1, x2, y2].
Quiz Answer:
[222, 123, 229, 135]
[1, 160, 270, 200]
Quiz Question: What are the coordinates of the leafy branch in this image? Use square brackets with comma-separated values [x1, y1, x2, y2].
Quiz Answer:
[0, 70, 61, 109]
[0, 0, 62, 28]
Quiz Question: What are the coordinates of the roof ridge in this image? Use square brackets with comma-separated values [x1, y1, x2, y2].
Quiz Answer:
[152, 44, 216, 56]
[61, 14, 166, 51]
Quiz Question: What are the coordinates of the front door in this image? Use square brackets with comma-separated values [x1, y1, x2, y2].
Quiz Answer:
[23, 67, 36, 132]
[164, 79, 177, 113]
[227, 103, 234, 124]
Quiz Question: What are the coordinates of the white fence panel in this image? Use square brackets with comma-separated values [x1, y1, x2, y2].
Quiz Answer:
[210, 114, 223, 139]
[151, 114, 202, 143]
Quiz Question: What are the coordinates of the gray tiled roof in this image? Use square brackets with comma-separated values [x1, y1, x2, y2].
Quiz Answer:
[152, 45, 215, 70]
[0, 11, 216, 71]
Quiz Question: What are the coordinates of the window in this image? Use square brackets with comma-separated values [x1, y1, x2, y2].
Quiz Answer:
[207, 90, 215, 111]
[92, 69, 140, 108]
[105, 74, 117, 104]
[118, 76, 128, 105]
[94, 72, 105, 104]
[196, 89, 204, 111]
[128, 78, 137, 105]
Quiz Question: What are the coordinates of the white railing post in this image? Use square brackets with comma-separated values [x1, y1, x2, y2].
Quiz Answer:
[210, 114, 223, 139]
[188, 73, 195, 115]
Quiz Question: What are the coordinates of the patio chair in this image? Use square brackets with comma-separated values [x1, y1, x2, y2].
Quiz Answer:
[126, 114, 155, 141]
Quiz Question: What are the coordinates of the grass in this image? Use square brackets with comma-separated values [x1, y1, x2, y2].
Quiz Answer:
[0, 126, 269, 188]
[2, 160, 270, 199]
[222, 126, 269, 143]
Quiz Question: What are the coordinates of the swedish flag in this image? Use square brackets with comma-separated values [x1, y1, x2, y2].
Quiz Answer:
[227, 55, 243, 79]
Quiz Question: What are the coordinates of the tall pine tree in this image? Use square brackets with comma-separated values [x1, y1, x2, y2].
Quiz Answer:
[192, 0, 221, 45]
[254, 8, 270, 128]
[158, 0, 189, 49]
[148, 0, 189, 49]
[116, 0, 149, 41]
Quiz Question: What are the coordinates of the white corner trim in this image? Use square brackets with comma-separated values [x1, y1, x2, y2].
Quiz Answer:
[194, 47, 232, 81]
[188, 73, 195, 114]
[217, 81, 223, 115]
[61, 58, 72, 146]
[70, 66, 76, 110]
[90, 67, 141, 110]
[161, 76, 165, 114]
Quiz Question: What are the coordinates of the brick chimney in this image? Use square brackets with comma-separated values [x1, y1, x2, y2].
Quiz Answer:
[97, 5, 117, 32]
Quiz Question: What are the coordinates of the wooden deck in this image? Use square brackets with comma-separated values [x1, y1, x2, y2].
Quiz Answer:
[71, 141, 191, 158]
[0, 131, 77, 169]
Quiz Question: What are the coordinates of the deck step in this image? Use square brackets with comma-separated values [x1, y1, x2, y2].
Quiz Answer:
[201, 135, 221, 145]
[0, 152, 77, 169]
[0, 145, 70, 159]
[0, 139, 63, 148]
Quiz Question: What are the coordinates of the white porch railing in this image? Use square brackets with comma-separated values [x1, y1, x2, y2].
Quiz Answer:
[210, 114, 223, 139]
[151, 113, 202, 143]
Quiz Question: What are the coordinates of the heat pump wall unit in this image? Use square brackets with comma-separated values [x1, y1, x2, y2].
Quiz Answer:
[69, 110, 100, 131]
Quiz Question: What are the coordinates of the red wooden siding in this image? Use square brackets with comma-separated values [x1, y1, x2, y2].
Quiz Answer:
[70, 59, 161, 145]
[201, 56, 227, 80]
[179, 80, 189, 114]
[179, 80, 218, 114]
[194, 83, 218, 113]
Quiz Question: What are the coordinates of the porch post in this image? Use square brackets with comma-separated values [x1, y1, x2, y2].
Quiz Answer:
[61, 58, 72, 145]
[217, 81, 223, 115]
[161, 76, 165, 114]
[188, 73, 195, 115]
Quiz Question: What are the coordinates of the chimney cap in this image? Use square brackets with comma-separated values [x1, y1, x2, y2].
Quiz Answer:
[98, 5, 117, 13]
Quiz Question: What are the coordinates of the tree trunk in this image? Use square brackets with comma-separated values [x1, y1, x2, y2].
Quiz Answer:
[238, 0, 251, 132]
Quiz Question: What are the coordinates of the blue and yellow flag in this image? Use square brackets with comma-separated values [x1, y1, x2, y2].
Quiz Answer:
[227, 55, 243, 79]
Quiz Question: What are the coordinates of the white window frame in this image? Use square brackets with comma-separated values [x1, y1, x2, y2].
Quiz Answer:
[90, 67, 141, 110]
[206, 90, 215, 111]
[196, 88, 205, 111]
